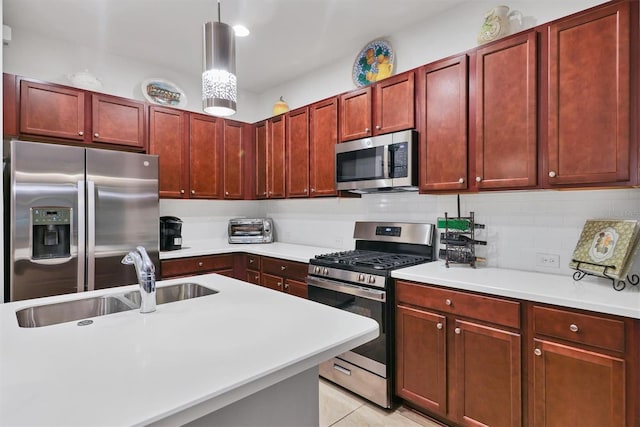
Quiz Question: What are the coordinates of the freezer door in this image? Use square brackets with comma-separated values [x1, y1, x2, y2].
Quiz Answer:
[86, 149, 159, 290]
[7, 140, 84, 301]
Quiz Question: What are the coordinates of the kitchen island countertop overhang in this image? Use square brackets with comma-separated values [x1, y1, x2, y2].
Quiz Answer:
[0, 274, 379, 426]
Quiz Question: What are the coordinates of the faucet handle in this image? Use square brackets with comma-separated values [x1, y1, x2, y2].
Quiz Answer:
[136, 246, 155, 274]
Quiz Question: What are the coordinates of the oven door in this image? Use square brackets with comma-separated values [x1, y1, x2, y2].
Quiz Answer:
[306, 275, 388, 378]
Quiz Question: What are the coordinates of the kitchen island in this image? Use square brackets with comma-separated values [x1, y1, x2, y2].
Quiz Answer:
[0, 274, 379, 426]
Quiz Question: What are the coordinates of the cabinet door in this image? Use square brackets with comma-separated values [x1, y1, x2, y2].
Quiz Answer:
[190, 114, 221, 199]
[546, 2, 631, 186]
[92, 94, 145, 149]
[246, 269, 261, 285]
[262, 272, 284, 292]
[286, 107, 310, 198]
[284, 278, 307, 299]
[475, 32, 537, 189]
[255, 121, 268, 199]
[4, 73, 18, 137]
[149, 106, 188, 198]
[267, 115, 286, 198]
[309, 97, 338, 197]
[340, 87, 372, 141]
[454, 320, 521, 427]
[533, 339, 625, 427]
[419, 55, 468, 191]
[20, 80, 85, 141]
[373, 71, 415, 135]
[223, 120, 245, 199]
[396, 304, 447, 415]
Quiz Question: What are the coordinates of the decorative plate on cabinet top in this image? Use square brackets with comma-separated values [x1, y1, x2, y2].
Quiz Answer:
[141, 78, 187, 108]
[352, 39, 395, 87]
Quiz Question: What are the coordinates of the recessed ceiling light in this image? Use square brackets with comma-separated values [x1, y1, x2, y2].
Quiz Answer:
[233, 25, 250, 37]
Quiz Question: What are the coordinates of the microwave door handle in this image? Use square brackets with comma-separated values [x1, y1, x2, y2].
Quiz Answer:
[383, 145, 390, 179]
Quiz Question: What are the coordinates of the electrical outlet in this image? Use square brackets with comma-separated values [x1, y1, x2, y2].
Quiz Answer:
[536, 253, 560, 268]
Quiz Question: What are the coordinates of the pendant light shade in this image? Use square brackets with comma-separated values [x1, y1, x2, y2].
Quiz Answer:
[202, 2, 237, 116]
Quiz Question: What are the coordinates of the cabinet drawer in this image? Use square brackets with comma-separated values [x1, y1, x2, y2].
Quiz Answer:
[262, 257, 308, 281]
[246, 254, 261, 270]
[246, 269, 261, 285]
[162, 254, 234, 278]
[533, 306, 625, 353]
[396, 280, 520, 329]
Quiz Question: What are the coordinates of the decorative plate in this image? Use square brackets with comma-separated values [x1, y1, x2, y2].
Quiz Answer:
[352, 39, 395, 87]
[141, 78, 187, 108]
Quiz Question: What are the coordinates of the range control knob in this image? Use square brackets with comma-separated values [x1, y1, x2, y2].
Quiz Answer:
[314, 266, 320, 274]
[323, 267, 329, 275]
[358, 274, 365, 282]
[368, 275, 376, 284]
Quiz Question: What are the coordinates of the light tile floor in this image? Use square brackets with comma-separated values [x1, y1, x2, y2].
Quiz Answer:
[319, 379, 446, 427]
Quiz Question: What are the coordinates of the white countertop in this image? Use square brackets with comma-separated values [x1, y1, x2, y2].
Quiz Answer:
[392, 261, 640, 319]
[160, 239, 339, 264]
[0, 274, 378, 426]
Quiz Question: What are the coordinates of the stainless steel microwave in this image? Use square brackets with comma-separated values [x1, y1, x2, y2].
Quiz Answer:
[335, 130, 418, 193]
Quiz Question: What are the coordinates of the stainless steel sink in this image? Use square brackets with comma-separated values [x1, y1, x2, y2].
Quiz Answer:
[123, 282, 218, 306]
[16, 295, 138, 328]
[15, 283, 218, 328]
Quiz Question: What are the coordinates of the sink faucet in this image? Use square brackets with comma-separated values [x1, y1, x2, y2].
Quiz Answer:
[121, 246, 156, 313]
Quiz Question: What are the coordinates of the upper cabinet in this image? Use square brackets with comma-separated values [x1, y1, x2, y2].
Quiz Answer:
[309, 97, 339, 197]
[544, 1, 634, 187]
[222, 120, 246, 200]
[149, 106, 188, 198]
[189, 114, 222, 199]
[17, 78, 146, 150]
[286, 107, 310, 198]
[340, 71, 415, 142]
[418, 55, 468, 192]
[474, 31, 538, 190]
[254, 121, 268, 199]
[255, 115, 286, 199]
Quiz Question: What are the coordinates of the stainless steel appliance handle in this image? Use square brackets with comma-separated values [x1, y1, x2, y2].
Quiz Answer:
[306, 276, 386, 302]
[86, 180, 96, 291]
[382, 144, 390, 179]
[77, 180, 86, 293]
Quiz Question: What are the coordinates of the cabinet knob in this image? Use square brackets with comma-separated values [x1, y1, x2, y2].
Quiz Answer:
[303, 188, 307, 193]
[249, 259, 254, 264]
[94, 132, 99, 138]
[254, 274, 259, 280]
[365, 127, 370, 133]
[225, 191, 229, 196]
[534, 348, 542, 356]
[277, 282, 282, 287]
[454, 327, 461, 335]
[311, 188, 316, 193]
[284, 283, 289, 289]
[375, 125, 381, 130]
[458, 177, 464, 184]
[191, 190, 195, 195]
[198, 261, 203, 267]
[281, 266, 286, 271]
[475, 176, 482, 183]
[78, 131, 84, 136]
[549, 171, 557, 178]
[436, 322, 443, 330]
[180, 189, 185, 194]
[445, 298, 452, 306]
[569, 324, 579, 333]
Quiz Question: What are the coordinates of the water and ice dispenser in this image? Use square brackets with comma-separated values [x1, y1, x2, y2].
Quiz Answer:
[31, 207, 71, 260]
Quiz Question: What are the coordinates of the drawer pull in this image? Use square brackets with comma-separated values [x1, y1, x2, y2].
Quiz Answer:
[333, 363, 351, 376]
[281, 266, 286, 271]
[284, 283, 289, 289]
[454, 327, 461, 335]
[249, 259, 254, 264]
[254, 275, 259, 280]
[436, 322, 443, 330]
[445, 299, 452, 306]
[569, 324, 579, 333]
[534, 348, 542, 356]
[198, 262, 203, 267]
[94, 132, 99, 138]
[78, 131, 84, 136]
[277, 282, 282, 287]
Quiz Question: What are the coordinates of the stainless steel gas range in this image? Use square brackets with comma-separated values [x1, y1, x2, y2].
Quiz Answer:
[306, 221, 435, 408]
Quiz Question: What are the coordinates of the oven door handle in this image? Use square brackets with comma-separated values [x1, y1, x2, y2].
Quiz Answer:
[306, 276, 386, 302]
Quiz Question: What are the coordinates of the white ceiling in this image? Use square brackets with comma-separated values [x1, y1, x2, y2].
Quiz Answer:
[3, 0, 465, 94]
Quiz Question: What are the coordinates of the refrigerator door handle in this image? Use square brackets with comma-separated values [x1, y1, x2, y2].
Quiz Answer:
[87, 180, 96, 291]
[77, 180, 86, 293]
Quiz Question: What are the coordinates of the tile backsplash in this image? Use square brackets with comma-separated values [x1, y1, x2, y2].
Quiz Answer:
[161, 188, 640, 281]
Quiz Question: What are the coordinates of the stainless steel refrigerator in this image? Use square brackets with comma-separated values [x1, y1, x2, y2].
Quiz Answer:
[4, 140, 159, 302]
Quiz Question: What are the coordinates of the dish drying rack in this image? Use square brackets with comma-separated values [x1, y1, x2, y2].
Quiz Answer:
[440, 211, 486, 268]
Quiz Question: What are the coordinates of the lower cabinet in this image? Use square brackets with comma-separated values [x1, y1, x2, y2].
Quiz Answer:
[161, 254, 234, 279]
[245, 254, 261, 285]
[395, 280, 522, 427]
[261, 256, 309, 299]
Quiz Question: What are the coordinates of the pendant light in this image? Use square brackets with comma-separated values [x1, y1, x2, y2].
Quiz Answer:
[202, 0, 236, 116]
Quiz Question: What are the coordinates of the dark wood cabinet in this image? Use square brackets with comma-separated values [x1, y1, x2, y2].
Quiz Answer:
[545, 1, 633, 186]
[254, 121, 268, 198]
[245, 254, 261, 285]
[286, 107, 310, 198]
[267, 115, 286, 198]
[340, 72, 415, 142]
[3, 73, 18, 137]
[189, 114, 222, 199]
[261, 256, 308, 299]
[309, 97, 338, 197]
[418, 55, 469, 192]
[92, 94, 145, 149]
[222, 119, 246, 199]
[474, 31, 537, 189]
[395, 280, 522, 427]
[19, 80, 86, 141]
[161, 254, 234, 279]
[149, 106, 188, 198]
[530, 304, 632, 427]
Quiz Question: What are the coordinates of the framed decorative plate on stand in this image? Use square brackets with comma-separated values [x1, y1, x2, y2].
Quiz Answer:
[352, 39, 395, 87]
[141, 78, 187, 108]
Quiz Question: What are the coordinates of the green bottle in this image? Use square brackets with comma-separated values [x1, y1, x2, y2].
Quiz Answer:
[437, 217, 485, 231]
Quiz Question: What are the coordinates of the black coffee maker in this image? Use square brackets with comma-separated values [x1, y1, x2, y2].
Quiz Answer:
[160, 216, 183, 251]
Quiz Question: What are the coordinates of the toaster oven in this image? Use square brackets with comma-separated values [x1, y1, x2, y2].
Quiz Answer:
[228, 218, 274, 244]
